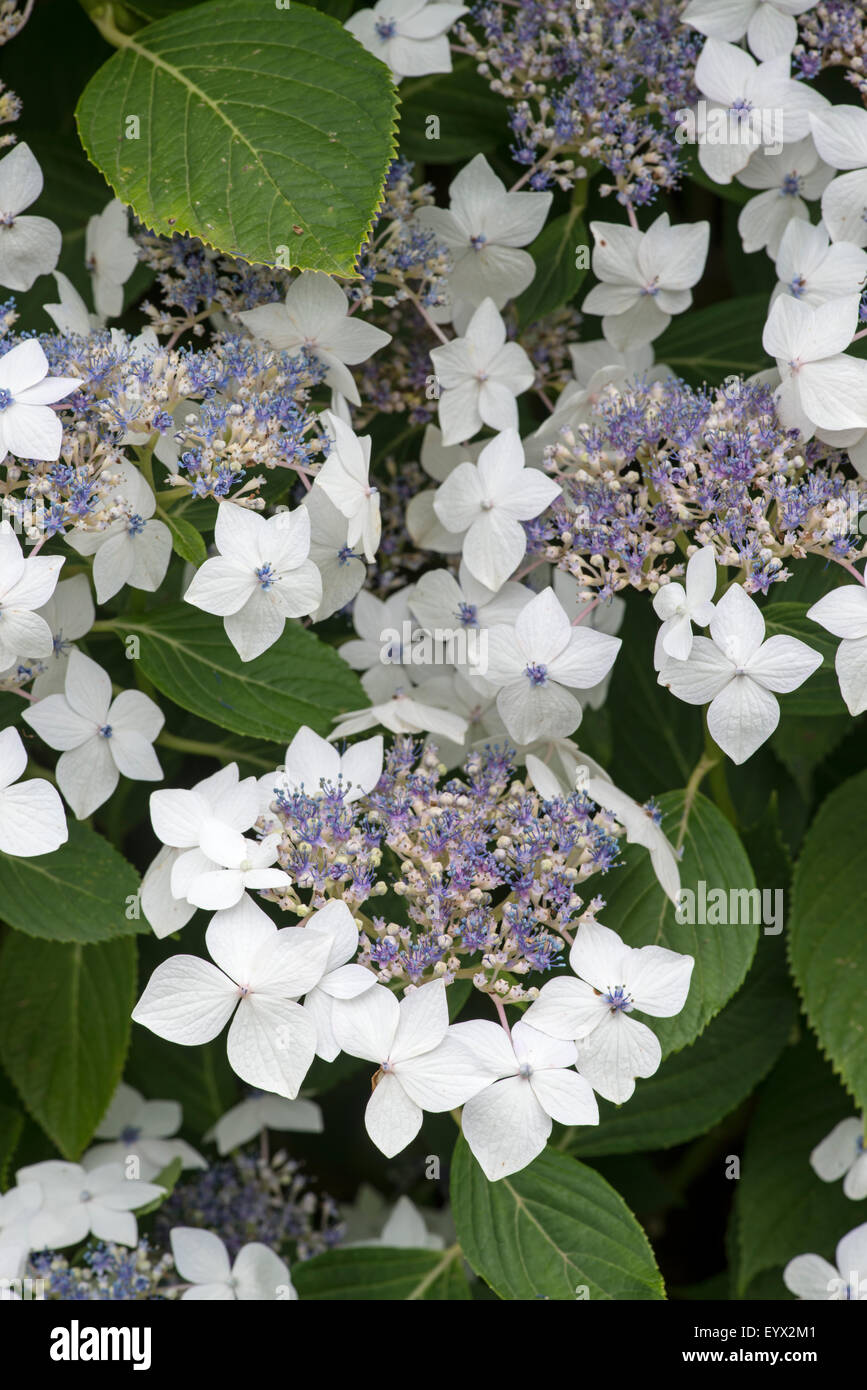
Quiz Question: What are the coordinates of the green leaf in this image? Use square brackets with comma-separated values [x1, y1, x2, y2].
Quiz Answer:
[763, 602, 841, 715]
[293, 1245, 470, 1300]
[514, 211, 588, 327]
[654, 294, 772, 385]
[75, 0, 398, 274]
[135, 1155, 183, 1215]
[771, 712, 851, 802]
[733, 1037, 858, 1294]
[789, 769, 867, 1111]
[450, 1138, 664, 1300]
[0, 1104, 24, 1189]
[566, 932, 795, 1156]
[0, 821, 141, 944]
[599, 790, 759, 1055]
[162, 510, 207, 566]
[108, 604, 365, 742]
[397, 59, 507, 163]
[0, 936, 136, 1159]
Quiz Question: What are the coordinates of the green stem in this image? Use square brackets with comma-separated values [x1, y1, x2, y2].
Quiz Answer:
[156, 731, 275, 772]
[703, 716, 737, 827]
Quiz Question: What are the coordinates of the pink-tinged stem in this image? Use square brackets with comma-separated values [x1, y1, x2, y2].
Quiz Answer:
[624, 200, 639, 231]
[10, 686, 36, 702]
[28, 534, 46, 557]
[573, 596, 601, 625]
[492, 995, 511, 1036]
[513, 554, 549, 581]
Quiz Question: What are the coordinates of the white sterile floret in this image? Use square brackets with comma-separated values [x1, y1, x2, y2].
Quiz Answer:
[132, 894, 331, 1099]
[30, 574, 95, 698]
[450, 1018, 599, 1180]
[0, 725, 67, 857]
[259, 725, 383, 820]
[683, 0, 819, 63]
[0, 1160, 164, 1251]
[482, 587, 622, 744]
[810, 106, 867, 247]
[22, 649, 164, 819]
[405, 424, 482, 553]
[431, 428, 560, 590]
[238, 269, 391, 406]
[85, 198, 138, 319]
[345, 1, 468, 82]
[0, 143, 62, 292]
[300, 900, 379, 1061]
[807, 575, 867, 716]
[170, 1227, 296, 1301]
[784, 1222, 867, 1300]
[344, 1194, 446, 1250]
[0, 516, 64, 669]
[762, 294, 867, 438]
[328, 672, 470, 744]
[582, 214, 710, 349]
[314, 411, 381, 563]
[524, 921, 694, 1104]
[652, 545, 717, 664]
[736, 138, 834, 257]
[43, 271, 100, 338]
[0, 338, 81, 462]
[331, 978, 492, 1157]
[414, 153, 552, 318]
[693, 39, 827, 184]
[659, 583, 822, 764]
[143, 762, 261, 938]
[810, 1117, 867, 1201]
[429, 297, 535, 446]
[183, 501, 322, 662]
[772, 219, 867, 307]
[67, 459, 172, 604]
[206, 1093, 323, 1156]
[82, 1083, 206, 1180]
[173, 821, 290, 912]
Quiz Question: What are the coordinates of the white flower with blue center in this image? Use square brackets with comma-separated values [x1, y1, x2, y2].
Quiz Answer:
[582, 213, 710, 350]
[0, 338, 81, 463]
[810, 1117, 867, 1201]
[0, 1160, 165, 1252]
[345, 1, 468, 83]
[67, 459, 172, 604]
[524, 921, 694, 1105]
[184, 500, 322, 662]
[0, 143, 62, 293]
[82, 1083, 206, 1181]
[784, 1222, 867, 1300]
[170, 1227, 296, 1301]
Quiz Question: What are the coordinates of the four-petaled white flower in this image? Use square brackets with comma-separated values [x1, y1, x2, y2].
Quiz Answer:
[170, 1227, 296, 1301]
[132, 894, 331, 1098]
[172, 821, 290, 912]
[0, 1160, 164, 1251]
[345, 1, 468, 82]
[332, 978, 490, 1157]
[762, 294, 867, 438]
[300, 899, 379, 1061]
[582, 213, 709, 350]
[23, 649, 164, 818]
[206, 1092, 323, 1155]
[652, 545, 717, 664]
[0, 516, 64, 669]
[659, 583, 822, 764]
[329, 672, 471, 744]
[810, 1117, 867, 1202]
[736, 138, 834, 257]
[0, 143, 62, 293]
[405, 425, 481, 553]
[683, 0, 819, 63]
[238, 270, 391, 406]
[810, 106, 867, 247]
[0, 338, 81, 462]
[415, 153, 551, 318]
[451, 1018, 599, 1180]
[483, 587, 621, 744]
[693, 39, 827, 184]
[772, 219, 867, 308]
[429, 298, 535, 446]
[259, 724, 383, 821]
[431, 429, 560, 591]
[315, 412, 381, 563]
[784, 1222, 867, 1300]
[82, 1083, 206, 1180]
[67, 460, 172, 603]
[524, 921, 694, 1104]
[85, 199, 138, 319]
[0, 725, 67, 857]
[807, 576, 867, 716]
[144, 762, 261, 938]
[184, 501, 322, 662]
